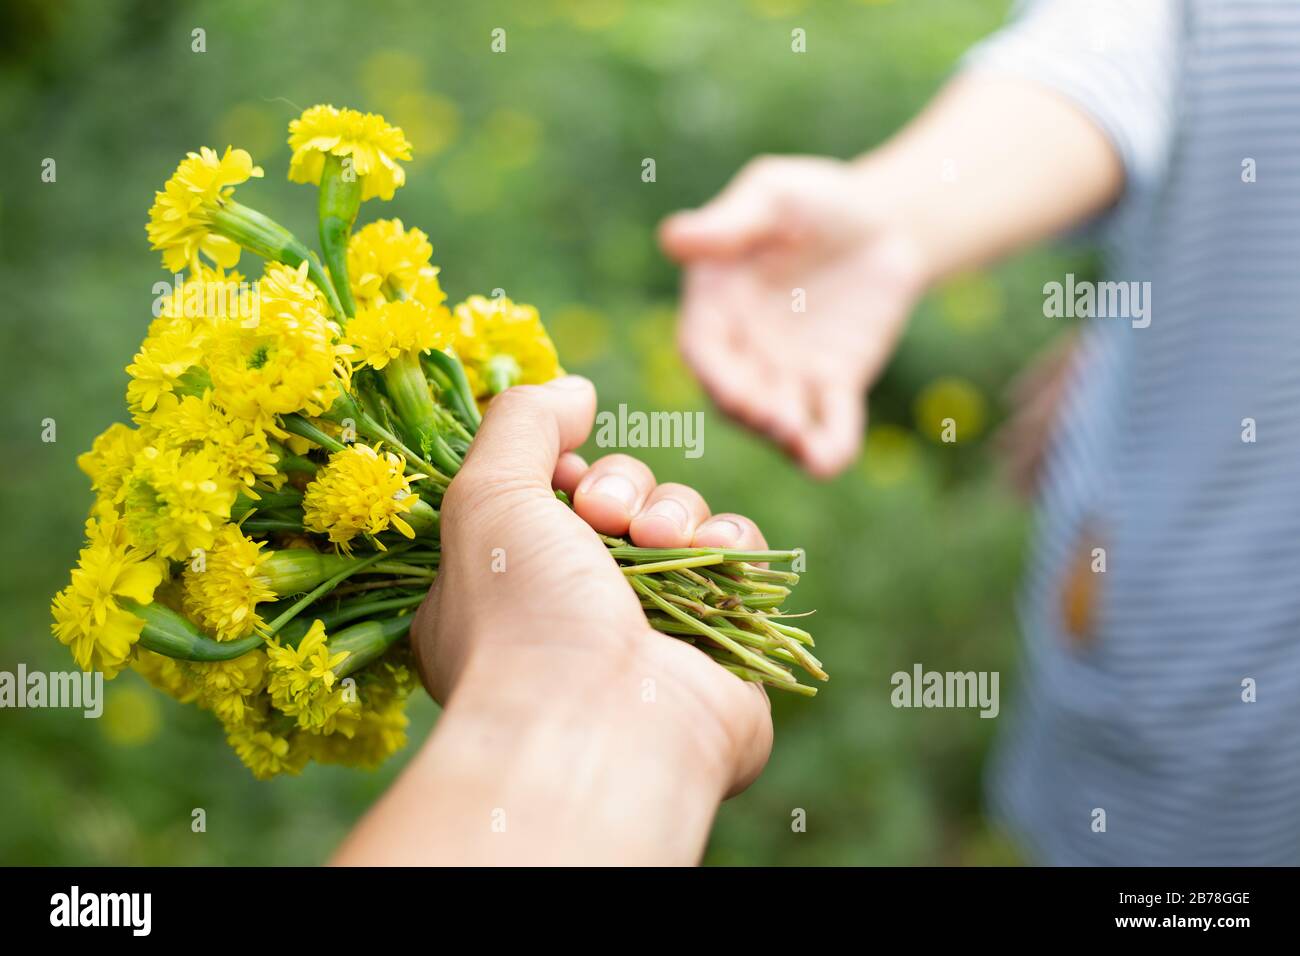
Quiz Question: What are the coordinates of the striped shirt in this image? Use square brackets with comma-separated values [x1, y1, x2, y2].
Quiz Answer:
[966, 0, 1300, 865]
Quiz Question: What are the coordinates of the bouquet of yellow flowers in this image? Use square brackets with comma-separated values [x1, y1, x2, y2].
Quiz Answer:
[50, 105, 825, 779]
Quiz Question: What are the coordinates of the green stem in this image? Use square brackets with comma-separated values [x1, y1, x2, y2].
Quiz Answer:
[628, 576, 792, 684]
[234, 488, 304, 515]
[485, 354, 520, 395]
[283, 413, 346, 453]
[367, 561, 437, 578]
[130, 601, 263, 662]
[331, 616, 414, 678]
[318, 154, 362, 319]
[423, 349, 482, 431]
[321, 387, 449, 483]
[604, 543, 802, 565]
[382, 352, 461, 476]
[262, 545, 409, 638]
[621, 554, 725, 576]
[278, 592, 426, 645]
[703, 652, 817, 697]
[209, 200, 343, 318]
[276, 452, 318, 474]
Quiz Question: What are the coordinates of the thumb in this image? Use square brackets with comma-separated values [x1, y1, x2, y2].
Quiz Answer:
[458, 375, 597, 490]
[659, 177, 781, 261]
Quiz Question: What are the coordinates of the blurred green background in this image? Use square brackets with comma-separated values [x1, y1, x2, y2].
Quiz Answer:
[0, 0, 1089, 865]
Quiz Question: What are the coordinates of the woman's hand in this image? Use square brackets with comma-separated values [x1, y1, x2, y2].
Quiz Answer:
[335, 376, 772, 865]
[660, 156, 928, 479]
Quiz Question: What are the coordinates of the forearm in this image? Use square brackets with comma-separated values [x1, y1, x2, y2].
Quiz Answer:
[332, 643, 730, 866]
[856, 72, 1124, 285]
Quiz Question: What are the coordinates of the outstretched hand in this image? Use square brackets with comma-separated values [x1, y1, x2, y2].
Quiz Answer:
[660, 156, 927, 478]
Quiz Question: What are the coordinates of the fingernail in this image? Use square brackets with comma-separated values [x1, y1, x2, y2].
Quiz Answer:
[699, 518, 742, 544]
[546, 374, 589, 390]
[589, 474, 639, 511]
[644, 497, 689, 532]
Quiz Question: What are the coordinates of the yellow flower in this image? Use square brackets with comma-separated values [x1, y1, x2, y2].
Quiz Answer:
[117, 443, 238, 560]
[206, 262, 349, 433]
[100, 685, 163, 747]
[298, 658, 413, 765]
[77, 423, 151, 505]
[287, 105, 412, 201]
[149, 393, 282, 491]
[302, 444, 422, 548]
[861, 424, 921, 487]
[50, 510, 167, 676]
[132, 648, 202, 704]
[346, 218, 447, 310]
[266, 620, 356, 732]
[454, 294, 563, 396]
[193, 652, 267, 725]
[306, 695, 410, 768]
[181, 526, 276, 640]
[345, 299, 454, 371]
[148, 391, 226, 446]
[211, 419, 283, 490]
[226, 723, 307, 780]
[126, 316, 207, 416]
[914, 377, 988, 444]
[154, 264, 254, 326]
[146, 146, 264, 273]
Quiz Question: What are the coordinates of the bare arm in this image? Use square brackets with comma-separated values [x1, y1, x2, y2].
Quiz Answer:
[860, 72, 1123, 284]
[333, 649, 732, 866]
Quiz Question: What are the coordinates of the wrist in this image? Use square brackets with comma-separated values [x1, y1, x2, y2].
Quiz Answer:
[448, 635, 733, 789]
[848, 152, 945, 290]
[419, 637, 731, 864]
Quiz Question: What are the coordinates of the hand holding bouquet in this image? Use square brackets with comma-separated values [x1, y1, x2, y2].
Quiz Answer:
[51, 105, 825, 779]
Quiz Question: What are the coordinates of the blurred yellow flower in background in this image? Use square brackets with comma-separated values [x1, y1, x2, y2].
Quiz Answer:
[937, 271, 1004, 333]
[100, 685, 162, 748]
[914, 377, 988, 444]
[356, 52, 459, 164]
[861, 424, 921, 487]
[389, 92, 460, 162]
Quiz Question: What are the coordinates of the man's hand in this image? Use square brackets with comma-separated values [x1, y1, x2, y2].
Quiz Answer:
[660, 156, 928, 478]
[335, 376, 772, 865]
[415, 373, 772, 792]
